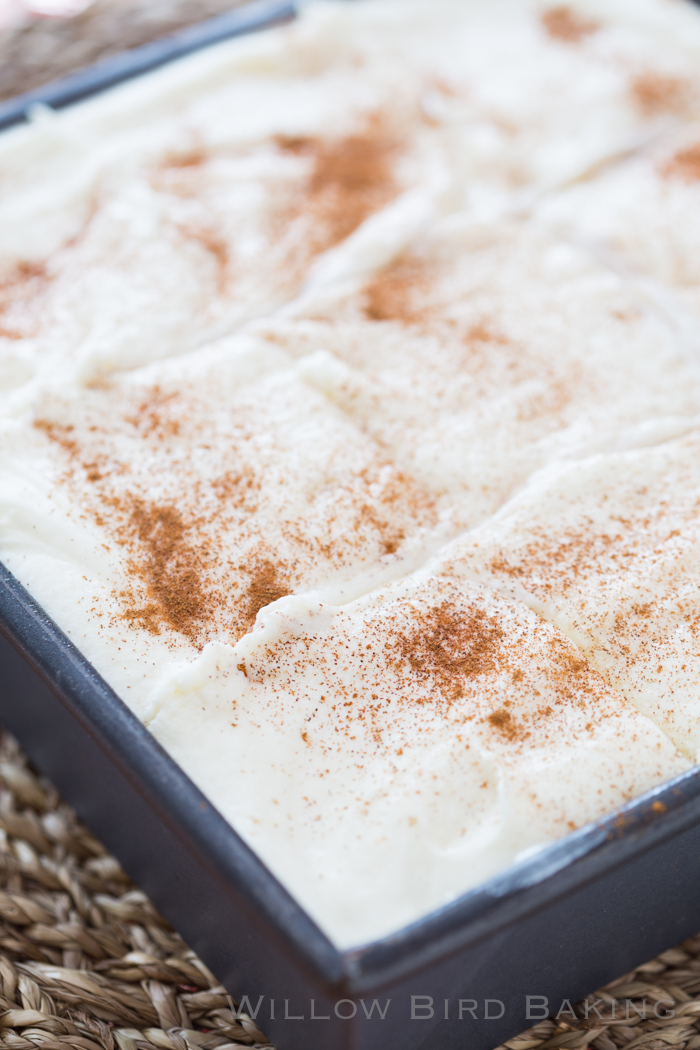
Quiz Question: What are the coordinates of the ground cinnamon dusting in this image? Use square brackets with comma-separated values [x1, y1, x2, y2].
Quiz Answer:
[33, 383, 443, 651]
[211, 470, 258, 510]
[489, 529, 616, 591]
[395, 602, 505, 691]
[34, 419, 80, 459]
[357, 495, 410, 557]
[310, 120, 399, 245]
[34, 414, 217, 645]
[179, 226, 230, 293]
[126, 386, 181, 440]
[488, 708, 526, 742]
[363, 255, 429, 324]
[0, 260, 50, 339]
[631, 73, 688, 116]
[277, 114, 402, 255]
[243, 561, 290, 627]
[466, 322, 507, 345]
[664, 143, 700, 182]
[119, 499, 214, 643]
[541, 6, 600, 44]
[461, 322, 513, 371]
[2, 260, 47, 287]
[163, 146, 208, 169]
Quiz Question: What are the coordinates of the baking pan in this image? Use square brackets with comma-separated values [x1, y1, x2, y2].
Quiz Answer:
[2, 2, 700, 1049]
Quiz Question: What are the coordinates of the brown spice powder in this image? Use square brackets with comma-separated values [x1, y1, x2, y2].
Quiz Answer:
[179, 226, 230, 294]
[363, 254, 429, 324]
[489, 529, 617, 593]
[34, 419, 80, 460]
[356, 498, 409, 557]
[2, 260, 47, 288]
[37, 410, 216, 646]
[664, 143, 700, 182]
[211, 469, 258, 510]
[0, 326, 22, 341]
[310, 122, 398, 246]
[396, 602, 505, 691]
[363, 261, 512, 355]
[126, 386, 181, 440]
[541, 6, 600, 44]
[466, 322, 508, 346]
[488, 707, 528, 743]
[119, 499, 213, 643]
[162, 146, 209, 169]
[631, 73, 688, 117]
[380, 530, 405, 556]
[243, 560, 290, 628]
[277, 114, 402, 256]
[34, 393, 442, 649]
[544, 636, 594, 701]
[0, 260, 50, 339]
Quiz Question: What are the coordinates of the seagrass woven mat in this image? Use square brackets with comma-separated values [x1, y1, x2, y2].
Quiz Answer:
[0, 728, 696, 1050]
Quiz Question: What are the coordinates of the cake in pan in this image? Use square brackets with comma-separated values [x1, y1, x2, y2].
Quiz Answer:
[0, 0, 700, 947]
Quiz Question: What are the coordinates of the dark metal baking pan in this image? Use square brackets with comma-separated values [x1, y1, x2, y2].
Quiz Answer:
[2, 2, 700, 1048]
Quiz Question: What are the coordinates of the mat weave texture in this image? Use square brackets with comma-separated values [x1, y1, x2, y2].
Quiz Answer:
[494, 946, 700, 1050]
[0, 728, 695, 1050]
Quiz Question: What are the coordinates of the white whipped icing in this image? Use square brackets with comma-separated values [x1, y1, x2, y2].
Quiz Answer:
[440, 428, 700, 764]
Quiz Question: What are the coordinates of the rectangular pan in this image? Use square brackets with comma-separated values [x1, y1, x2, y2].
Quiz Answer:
[1, 3, 700, 1048]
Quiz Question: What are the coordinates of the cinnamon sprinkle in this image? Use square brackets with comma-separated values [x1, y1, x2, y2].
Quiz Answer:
[35, 414, 217, 646]
[395, 602, 505, 690]
[32, 373, 440, 649]
[363, 255, 429, 324]
[34, 419, 80, 459]
[126, 386, 181, 440]
[357, 497, 408, 557]
[631, 73, 688, 117]
[211, 470, 258, 510]
[118, 499, 213, 643]
[488, 707, 528, 743]
[664, 143, 700, 182]
[3, 260, 47, 286]
[310, 120, 399, 245]
[489, 528, 621, 593]
[163, 146, 208, 169]
[277, 113, 402, 255]
[540, 6, 600, 44]
[0, 259, 51, 337]
[179, 226, 230, 294]
[243, 560, 290, 626]
[466, 322, 508, 346]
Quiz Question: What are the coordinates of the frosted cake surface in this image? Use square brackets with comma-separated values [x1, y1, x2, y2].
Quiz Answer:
[1, 0, 700, 945]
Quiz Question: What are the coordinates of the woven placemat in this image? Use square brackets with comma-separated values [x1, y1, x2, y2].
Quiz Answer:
[494, 948, 700, 1050]
[0, 726, 695, 1050]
